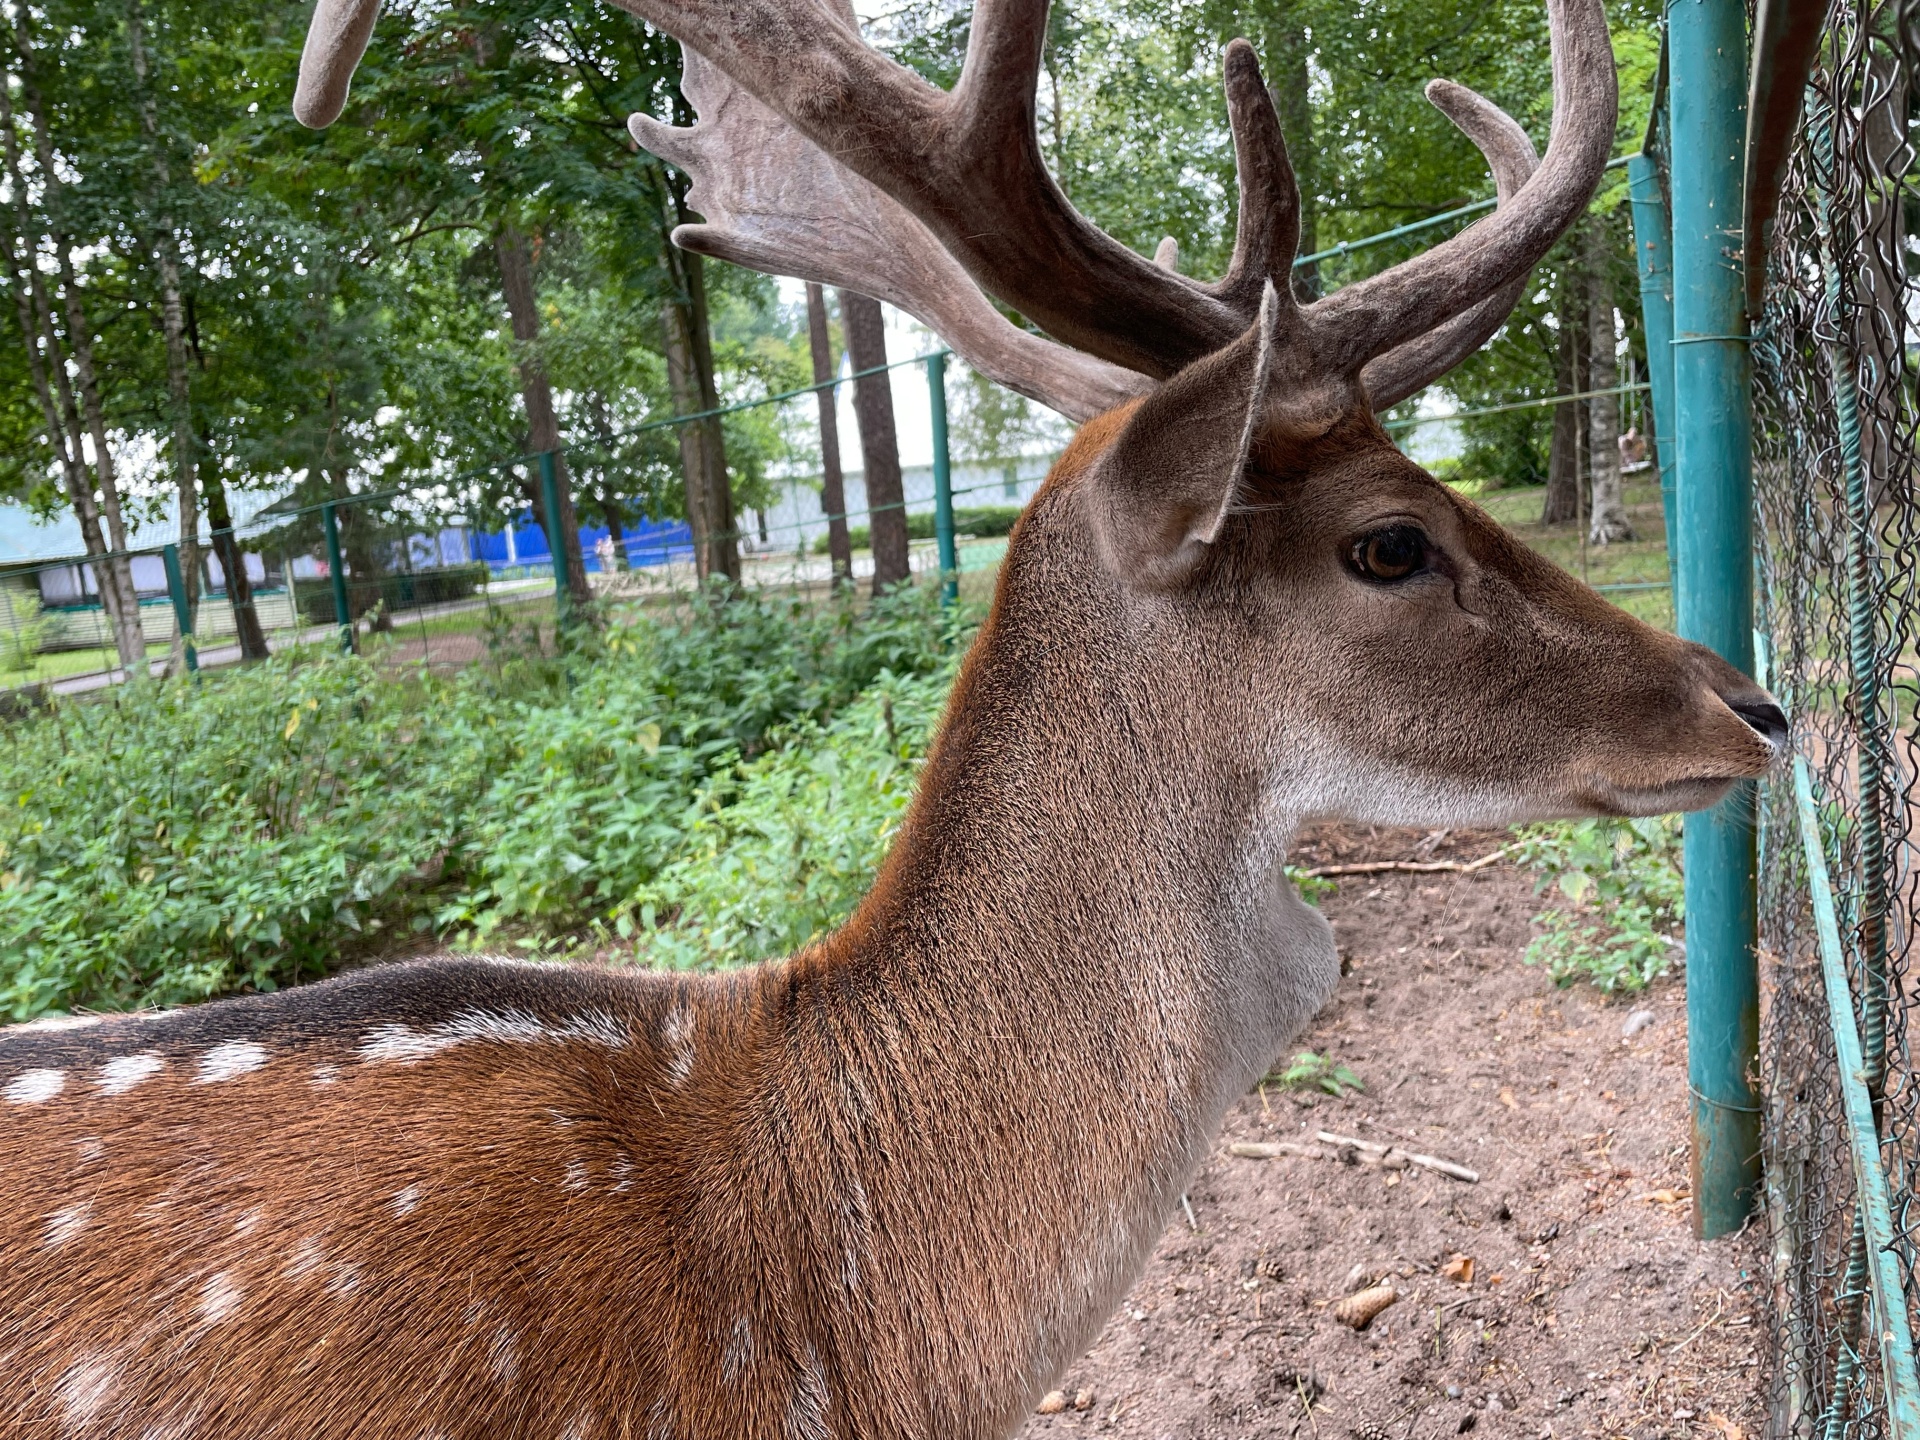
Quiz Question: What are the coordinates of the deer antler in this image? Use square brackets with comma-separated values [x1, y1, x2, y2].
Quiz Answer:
[297, 0, 1606, 406]
[627, 49, 1146, 423]
[630, 53, 1541, 419]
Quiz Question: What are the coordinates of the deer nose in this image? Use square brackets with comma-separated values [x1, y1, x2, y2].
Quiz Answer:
[1727, 695, 1789, 753]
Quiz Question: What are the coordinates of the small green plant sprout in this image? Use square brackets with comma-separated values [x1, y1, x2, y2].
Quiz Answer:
[1267, 1051, 1364, 1098]
[0, 585, 47, 674]
[1511, 815, 1685, 993]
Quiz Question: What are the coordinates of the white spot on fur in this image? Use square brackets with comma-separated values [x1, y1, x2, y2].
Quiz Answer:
[787, 1345, 831, 1440]
[357, 1008, 629, 1066]
[233, 1206, 264, 1235]
[356, 1025, 457, 1063]
[195, 1041, 266, 1083]
[310, 1063, 341, 1087]
[326, 1261, 362, 1296]
[608, 1152, 634, 1193]
[489, 1327, 520, 1382]
[198, 1272, 243, 1322]
[662, 1006, 694, 1085]
[285, 1236, 326, 1280]
[563, 1160, 589, 1192]
[5, 1067, 65, 1104]
[391, 1184, 422, 1217]
[720, 1315, 754, 1382]
[43, 1200, 91, 1247]
[97, 1051, 164, 1095]
[56, 1354, 118, 1426]
[74, 1136, 104, 1162]
[562, 1413, 595, 1440]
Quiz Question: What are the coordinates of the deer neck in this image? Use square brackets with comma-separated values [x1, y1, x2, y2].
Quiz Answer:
[770, 518, 1338, 1430]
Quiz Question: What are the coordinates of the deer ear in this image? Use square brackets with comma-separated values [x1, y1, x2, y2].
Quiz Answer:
[1088, 282, 1281, 588]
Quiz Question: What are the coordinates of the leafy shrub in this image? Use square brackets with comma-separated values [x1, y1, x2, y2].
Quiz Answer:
[626, 666, 952, 968]
[812, 505, 1025, 553]
[0, 588, 46, 673]
[0, 582, 971, 1019]
[1266, 1051, 1364, 1097]
[1510, 816, 1684, 992]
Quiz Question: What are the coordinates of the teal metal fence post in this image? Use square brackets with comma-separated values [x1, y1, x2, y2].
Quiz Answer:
[1628, 152, 1681, 607]
[928, 353, 957, 604]
[538, 451, 571, 627]
[321, 502, 354, 654]
[1668, 0, 1761, 1238]
[159, 544, 197, 675]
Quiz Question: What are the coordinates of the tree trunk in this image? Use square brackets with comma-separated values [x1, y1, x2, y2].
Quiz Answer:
[806, 283, 854, 589]
[326, 465, 392, 633]
[839, 289, 909, 593]
[1542, 257, 1587, 526]
[128, 0, 200, 666]
[495, 220, 592, 608]
[1586, 225, 1633, 545]
[4, 41, 145, 671]
[603, 503, 629, 571]
[204, 463, 269, 660]
[659, 246, 737, 588]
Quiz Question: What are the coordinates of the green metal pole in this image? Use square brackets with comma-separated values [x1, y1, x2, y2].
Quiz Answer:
[928, 353, 957, 604]
[160, 544, 198, 675]
[1627, 152, 1681, 609]
[538, 451, 570, 627]
[1668, 0, 1760, 1239]
[322, 502, 353, 654]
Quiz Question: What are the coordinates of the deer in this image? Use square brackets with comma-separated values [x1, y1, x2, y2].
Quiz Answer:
[1, 0, 1787, 1435]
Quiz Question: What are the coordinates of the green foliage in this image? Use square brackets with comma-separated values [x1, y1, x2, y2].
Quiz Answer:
[628, 668, 952, 968]
[0, 584, 967, 1020]
[1267, 1051, 1364, 1098]
[814, 506, 1026, 554]
[0, 589, 47, 673]
[1511, 816, 1685, 992]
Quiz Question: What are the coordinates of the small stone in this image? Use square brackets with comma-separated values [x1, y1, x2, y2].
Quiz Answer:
[1446, 1385, 1463, 1399]
[1073, 1390, 1095, 1411]
[1622, 1009, 1657, 1038]
[1486, 1396, 1506, 1414]
[1036, 1391, 1068, 1415]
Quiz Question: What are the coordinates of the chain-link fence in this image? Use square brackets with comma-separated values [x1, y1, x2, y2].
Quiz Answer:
[1748, 4, 1920, 1432]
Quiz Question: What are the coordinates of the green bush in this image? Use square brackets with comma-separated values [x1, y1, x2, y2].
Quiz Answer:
[0, 582, 969, 1019]
[811, 505, 1025, 554]
[1510, 816, 1685, 992]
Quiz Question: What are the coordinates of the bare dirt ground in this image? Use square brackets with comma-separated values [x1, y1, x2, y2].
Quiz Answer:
[1023, 824, 1768, 1440]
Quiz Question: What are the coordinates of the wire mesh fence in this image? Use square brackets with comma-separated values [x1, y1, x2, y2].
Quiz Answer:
[1748, 3, 1920, 1431]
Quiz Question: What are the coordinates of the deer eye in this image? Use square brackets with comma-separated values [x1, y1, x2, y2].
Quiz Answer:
[1349, 526, 1429, 583]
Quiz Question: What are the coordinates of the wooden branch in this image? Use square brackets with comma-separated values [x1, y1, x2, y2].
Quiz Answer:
[1299, 844, 1515, 879]
[1315, 1130, 1480, 1183]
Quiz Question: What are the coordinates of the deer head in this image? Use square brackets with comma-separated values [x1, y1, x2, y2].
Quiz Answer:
[294, 0, 1781, 824]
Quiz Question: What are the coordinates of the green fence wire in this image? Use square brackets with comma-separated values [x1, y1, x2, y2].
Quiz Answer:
[1745, 3, 1920, 1431]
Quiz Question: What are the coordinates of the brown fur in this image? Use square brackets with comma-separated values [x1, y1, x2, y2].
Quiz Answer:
[0, 387, 1776, 1440]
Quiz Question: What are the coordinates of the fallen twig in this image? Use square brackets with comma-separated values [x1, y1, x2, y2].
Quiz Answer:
[1300, 844, 1515, 879]
[1229, 1133, 1480, 1184]
[1315, 1130, 1481, 1184]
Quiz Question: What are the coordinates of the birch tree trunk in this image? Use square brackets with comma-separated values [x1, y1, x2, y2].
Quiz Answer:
[127, 0, 200, 666]
[1585, 224, 1633, 544]
[1541, 250, 1587, 526]
[806, 283, 853, 589]
[2, 43, 145, 671]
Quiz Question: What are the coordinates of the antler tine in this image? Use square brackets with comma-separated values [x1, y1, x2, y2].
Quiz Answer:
[630, 46, 1148, 422]
[603, 0, 1239, 379]
[293, 0, 381, 127]
[1308, 0, 1614, 375]
[1361, 80, 1542, 411]
[1208, 41, 1303, 316]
